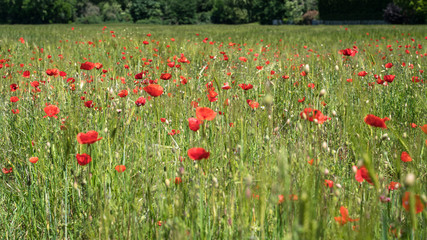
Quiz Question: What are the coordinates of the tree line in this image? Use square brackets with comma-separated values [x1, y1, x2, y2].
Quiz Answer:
[0, 0, 425, 24]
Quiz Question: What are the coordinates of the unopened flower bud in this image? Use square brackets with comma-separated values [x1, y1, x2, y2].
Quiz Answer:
[405, 173, 415, 186]
[319, 89, 326, 97]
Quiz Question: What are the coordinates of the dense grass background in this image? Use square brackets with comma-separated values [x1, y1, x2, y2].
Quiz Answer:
[0, 24, 425, 239]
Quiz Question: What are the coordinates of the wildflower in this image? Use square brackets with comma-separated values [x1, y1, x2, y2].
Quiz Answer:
[43, 105, 60, 118]
[29, 157, 39, 164]
[355, 166, 373, 185]
[401, 152, 412, 162]
[187, 148, 210, 160]
[76, 153, 92, 166]
[188, 118, 202, 132]
[76, 130, 102, 144]
[334, 206, 359, 225]
[364, 114, 389, 129]
[143, 84, 163, 97]
[402, 192, 424, 214]
[196, 107, 216, 121]
[115, 165, 126, 173]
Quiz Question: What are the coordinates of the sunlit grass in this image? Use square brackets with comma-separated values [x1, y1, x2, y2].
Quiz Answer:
[0, 23, 425, 239]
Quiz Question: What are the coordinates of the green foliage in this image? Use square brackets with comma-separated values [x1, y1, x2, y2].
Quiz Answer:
[394, 0, 427, 23]
[0, 0, 76, 24]
[100, 1, 131, 22]
[0, 24, 426, 239]
[284, 0, 305, 24]
[211, 0, 250, 24]
[257, 0, 286, 25]
[168, 0, 197, 24]
[0, 0, 425, 24]
[76, 1, 102, 24]
[129, 0, 163, 23]
[319, 0, 392, 21]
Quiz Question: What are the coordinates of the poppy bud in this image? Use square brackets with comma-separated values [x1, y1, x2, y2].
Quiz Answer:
[332, 110, 337, 116]
[352, 165, 358, 173]
[212, 177, 218, 188]
[319, 89, 326, 97]
[301, 112, 307, 120]
[324, 168, 329, 175]
[245, 187, 251, 199]
[322, 142, 328, 149]
[303, 64, 310, 73]
[405, 173, 415, 186]
[165, 179, 170, 188]
[244, 175, 253, 186]
[381, 134, 389, 140]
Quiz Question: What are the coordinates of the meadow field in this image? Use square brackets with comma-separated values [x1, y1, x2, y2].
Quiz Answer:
[0, 24, 426, 239]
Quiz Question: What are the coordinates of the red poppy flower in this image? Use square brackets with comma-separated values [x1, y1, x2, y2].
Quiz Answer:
[31, 81, 40, 88]
[80, 62, 95, 70]
[341, 48, 357, 56]
[76, 153, 92, 166]
[207, 89, 218, 102]
[400, 152, 412, 162]
[238, 57, 247, 62]
[383, 75, 395, 83]
[402, 192, 424, 214]
[247, 99, 260, 109]
[196, 107, 216, 121]
[95, 63, 103, 69]
[118, 89, 128, 98]
[355, 166, 373, 185]
[334, 206, 359, 225]
[238, 83, 253, 90]
[324, 180, 334, 188]
[420, 124, 427, 134]
[29, 157, 39, 164]
[222, 82, 231, 90]
[187, 148, 210, 160]
[115, 165, 126, 173]
[46, 68, 59, 76]
[59, 71, 67, 77]
[2, 167, 12, 174]
[188, 118, 202, 131]
[160, 73, 172, 80]
[143, 84, 163, 97]
[135, 97, 146, 107]
[76, 130, 102, 144]
[278, 195, 285, 204]
[364, 114, 389, 129]
[84, 100, 94, 108]
[135, 72, 144, 79]
[23, 70, 30, 78]
[358, 71, 368, 77]
[300, 108, 330, 124]
[10, 96, 19, 103]
[10, 83, 19, 92]
[385, 63, 393, 68]
[388, 181, 400, 191]
[43, 105, 60, 118]
[174, 177, 182, 184]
